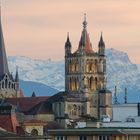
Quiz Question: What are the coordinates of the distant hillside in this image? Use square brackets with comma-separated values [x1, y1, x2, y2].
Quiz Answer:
[106, 48, 140, 103]
[8, 48, 140, 103]
[20, 80, 58, 97]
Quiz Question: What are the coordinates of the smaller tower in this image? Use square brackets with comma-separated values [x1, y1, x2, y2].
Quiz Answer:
[15, 66, 20, 91]
[65, 33, 72, 56]
[98, 32, 105, 56]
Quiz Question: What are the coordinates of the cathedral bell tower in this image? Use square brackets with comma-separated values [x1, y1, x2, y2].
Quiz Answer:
[64, 15, 112, 120]
[65, 15, 107, 96]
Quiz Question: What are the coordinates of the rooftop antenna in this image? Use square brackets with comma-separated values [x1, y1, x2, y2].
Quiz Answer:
[124, 87, 127, 104]
[114, 86, 118, 104]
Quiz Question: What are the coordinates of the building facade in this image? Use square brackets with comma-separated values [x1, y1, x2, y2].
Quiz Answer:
[52, 15, 112, 127]
[48, 128, 140, 140]
[0, 13, 20, 98]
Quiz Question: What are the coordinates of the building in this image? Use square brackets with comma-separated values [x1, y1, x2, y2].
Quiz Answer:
[0, 12, 113, 131]
[0, 12, 20, 98]
[52, 15, 112, 127]
[48, 128, 140, 140]
[0, 8, 139, 139]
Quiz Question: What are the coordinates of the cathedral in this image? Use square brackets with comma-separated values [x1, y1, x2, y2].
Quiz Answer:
[0, 12, 112, 134]
[0, 6, 140, 140]
[52, 15, 112, 127]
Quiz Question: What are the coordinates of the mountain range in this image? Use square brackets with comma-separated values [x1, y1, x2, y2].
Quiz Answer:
[8, 48, 140, 103]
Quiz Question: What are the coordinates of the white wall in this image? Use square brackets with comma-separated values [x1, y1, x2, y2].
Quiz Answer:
[112, 104, 138, 122]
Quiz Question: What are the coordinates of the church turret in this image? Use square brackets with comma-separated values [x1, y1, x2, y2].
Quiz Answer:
[15, 67, 19, 83]
[15, 67, 20, 91]
[0, 8, 9, 79]
[65, 33, 72, 56]
[98, 32, 105, 56]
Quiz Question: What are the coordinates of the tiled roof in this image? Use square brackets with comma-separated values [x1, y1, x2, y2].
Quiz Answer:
[44, 121, 63, 131]
[48, 92, 83, 102]
[74, 18, 94, 54]
[20, 90, 24, 97]
[6, 96, 50, 112]
[24, 119, 47, 126]
[25, 101, 53, 115]
[0, 114, 19, 133]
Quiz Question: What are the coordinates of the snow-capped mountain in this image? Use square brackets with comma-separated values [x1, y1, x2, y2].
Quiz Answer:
[8, 48, 140, 103]
[137, 64, 140, 72]
[106, 48, 140, 103]
[8, 57, 65, 91]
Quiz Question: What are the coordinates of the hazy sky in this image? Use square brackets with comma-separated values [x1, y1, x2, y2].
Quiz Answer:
[1, 0, 140, 63]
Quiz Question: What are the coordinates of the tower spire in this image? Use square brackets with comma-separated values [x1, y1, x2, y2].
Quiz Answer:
[98, 32, 105, 55]
[0, 4, 9, 79]
[83, 13, 87, 29]
[66, 32, 70, 42]
[65, 32, 72, 55]
[15, 66, 19, 82]
[77, 14, 93, 53]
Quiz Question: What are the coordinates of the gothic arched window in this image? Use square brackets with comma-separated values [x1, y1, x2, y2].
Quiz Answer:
[86, 59, 90, 73]
[73, 104, 77, 116]
[5, 79, 8, 88]
[90, 77, 94, 90]
[94, 60, 98, 73]
[31, 129, 38, 136]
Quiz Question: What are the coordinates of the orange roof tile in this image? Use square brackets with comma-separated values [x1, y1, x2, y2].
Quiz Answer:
[0, 114, 19, 133]
[6, 96, 50, 112]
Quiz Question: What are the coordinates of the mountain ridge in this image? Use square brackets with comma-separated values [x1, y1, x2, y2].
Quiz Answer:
[8, 48, 140, 103]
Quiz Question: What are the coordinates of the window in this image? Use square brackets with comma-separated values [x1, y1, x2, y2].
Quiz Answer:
[56, 136, 67, 140]
[79, 136, 87, 140]
[31, 129, 38, 136]
[99, 136, 109, 140]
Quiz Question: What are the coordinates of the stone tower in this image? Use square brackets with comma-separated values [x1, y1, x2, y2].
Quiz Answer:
[65, 15, 112, 119]
[0, 10, 20, 98]
[65, 15, 106, 96]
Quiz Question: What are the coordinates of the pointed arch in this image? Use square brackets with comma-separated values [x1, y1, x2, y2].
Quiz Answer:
[89, 59, 94, 72]
[75, 77, 79, 90]
[94, 59, 98, 73]
[90, 77, 94, 90]
[75, 59, 79, 72]
[86, 59, 90, 73]
[94, 77, 98, 90]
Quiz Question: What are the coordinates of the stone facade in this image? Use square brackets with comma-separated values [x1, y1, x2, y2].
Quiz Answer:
[0, 72, 20, 98]
[54, 15, 112, 125]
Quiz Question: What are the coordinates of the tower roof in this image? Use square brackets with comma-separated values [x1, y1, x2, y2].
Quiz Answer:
[15, 66, 19, 82]
[77, 14, 93, 54]
[0, 8, 9, 78]
[99, 32, 105, 46]
[65, 32, 71, 48]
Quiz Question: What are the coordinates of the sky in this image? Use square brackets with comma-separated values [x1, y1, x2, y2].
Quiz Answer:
[1, 0, 140, 63]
